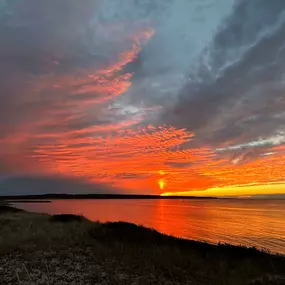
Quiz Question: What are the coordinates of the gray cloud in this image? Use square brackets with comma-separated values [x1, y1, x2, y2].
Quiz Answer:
[156, 0, 285, 150]
[0, 175, 116, 195]
[120, 0, 234, 108]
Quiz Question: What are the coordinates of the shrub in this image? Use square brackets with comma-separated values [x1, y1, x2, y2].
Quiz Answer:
[49, 214, 86, 223]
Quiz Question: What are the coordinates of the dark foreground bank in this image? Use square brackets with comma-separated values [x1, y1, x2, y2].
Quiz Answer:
[0, 206, 285, 285]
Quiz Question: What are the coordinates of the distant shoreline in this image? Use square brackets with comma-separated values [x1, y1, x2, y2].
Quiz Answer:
[0, 193, 218, 201]
[6, 200, 52, 203]
[2, 194, 284, 203]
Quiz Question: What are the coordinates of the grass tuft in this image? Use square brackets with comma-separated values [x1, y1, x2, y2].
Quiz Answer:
[248, 275, 285, 285]
[49, 214, 87, 223]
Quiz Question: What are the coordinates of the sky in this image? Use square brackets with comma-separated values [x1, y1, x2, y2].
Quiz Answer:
[0, 0, 285, 196]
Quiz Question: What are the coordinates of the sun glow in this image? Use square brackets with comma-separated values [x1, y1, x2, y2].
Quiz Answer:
[158, 170, 166, 190]
[161, 182, 285, 197]
[158, 179, 165, 190]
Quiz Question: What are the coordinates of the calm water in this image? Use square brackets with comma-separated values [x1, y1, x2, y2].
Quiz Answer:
[14, 199, 285, 255]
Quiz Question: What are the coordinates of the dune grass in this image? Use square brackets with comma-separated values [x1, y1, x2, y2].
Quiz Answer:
[0, 206, 285, 284]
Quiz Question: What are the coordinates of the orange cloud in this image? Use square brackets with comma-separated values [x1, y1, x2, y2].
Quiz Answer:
[1, 20, 285, 197]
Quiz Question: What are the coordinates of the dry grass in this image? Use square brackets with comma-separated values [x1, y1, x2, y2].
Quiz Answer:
[0, 207, 285, 285]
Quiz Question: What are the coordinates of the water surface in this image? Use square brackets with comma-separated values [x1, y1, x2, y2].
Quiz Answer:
[14, 199, 285, 255]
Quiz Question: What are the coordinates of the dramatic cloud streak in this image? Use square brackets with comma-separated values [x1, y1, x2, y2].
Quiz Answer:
[0, 0, 285, 195]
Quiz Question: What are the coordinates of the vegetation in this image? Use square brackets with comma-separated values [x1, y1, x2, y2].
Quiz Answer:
[0, 204, 24, 214]
[49, 214, 87, 223]
[0, 206, 285, 285]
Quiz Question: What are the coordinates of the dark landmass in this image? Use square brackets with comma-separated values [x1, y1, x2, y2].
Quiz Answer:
[0, 193, 218, 201]
[6, 200, 52, 204]
[0, 205, 24, 214]
[0, 205, 285, 285]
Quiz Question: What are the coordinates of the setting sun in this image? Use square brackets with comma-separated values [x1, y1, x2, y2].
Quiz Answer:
[158, 179, 165, 190]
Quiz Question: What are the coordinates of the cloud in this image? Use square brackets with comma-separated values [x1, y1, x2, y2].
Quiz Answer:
[0, 175, 116, 195]
[160, 0, 285, 149]
[1, 0, 285, 195]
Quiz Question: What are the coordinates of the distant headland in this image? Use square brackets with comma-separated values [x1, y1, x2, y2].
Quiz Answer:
[0, 193, 218, 201]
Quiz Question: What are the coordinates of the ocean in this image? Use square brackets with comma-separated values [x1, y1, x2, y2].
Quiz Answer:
[13, 198, 285, 255]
